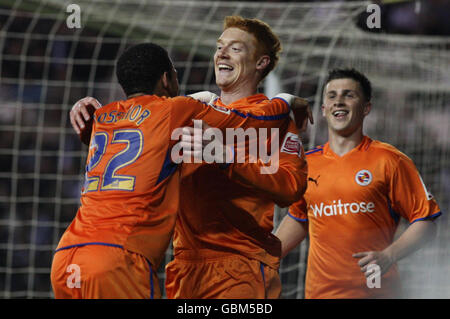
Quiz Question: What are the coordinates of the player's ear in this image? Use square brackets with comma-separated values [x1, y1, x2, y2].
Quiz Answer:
[363, 101, 371, 116]
[161, 71, 170, 90]
[321, 104, 326, 117]
[256, 55, 270, 71]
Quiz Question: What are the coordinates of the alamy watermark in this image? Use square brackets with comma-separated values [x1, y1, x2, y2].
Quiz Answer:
[170, 120, 304, 175]
[66, 263, 81, 288]
[366, 263, 381, 289]
[366, 4, 381, 29]
[66, 4, 81, 29]
[66, 3, 382, 30]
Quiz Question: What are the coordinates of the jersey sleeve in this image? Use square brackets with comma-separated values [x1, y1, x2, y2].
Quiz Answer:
[226, 119, 308, 208]
[168, 96, 213, 130]
[288, 197, 308, 222]
[388, 154, 442, 224]
[169, 95, 247, 131]
[169, 94, 292, 133]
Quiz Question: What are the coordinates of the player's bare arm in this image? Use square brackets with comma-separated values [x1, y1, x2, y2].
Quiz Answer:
[275, 215, 308, 258]
[353, 220, 437, 277]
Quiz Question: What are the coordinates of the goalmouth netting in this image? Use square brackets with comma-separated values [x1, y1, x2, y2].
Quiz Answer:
[0, 0, 448, 298]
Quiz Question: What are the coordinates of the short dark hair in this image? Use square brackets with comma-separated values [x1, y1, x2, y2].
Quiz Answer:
[324, 68, 372, 101]
[116, 43, 173, 96]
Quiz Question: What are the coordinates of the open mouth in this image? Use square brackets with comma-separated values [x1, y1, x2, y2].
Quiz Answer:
[332, 110, 349, 119]
[217, 63, 234, 72]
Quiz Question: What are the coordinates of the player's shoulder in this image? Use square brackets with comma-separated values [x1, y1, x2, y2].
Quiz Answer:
[224, 94, 290, 121]
[93, 99, 123, 120]
[170, 95, 195, 103]
[99, 99, 122, 110]
[249, 94, 290, 115]
[168, 95, 207, 110]
[101, 95, 162, 108]
[369, 139, 413, 164]
[305, 144, 325, 158]
[370, 139, 409, 158]
[127, 94, 187, 107]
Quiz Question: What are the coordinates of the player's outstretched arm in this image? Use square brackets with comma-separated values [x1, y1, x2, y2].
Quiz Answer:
[221, 93, 311, 206]
[177, 119, 308, 207]
[69, 97, 102, 145]
[229, 149, 307, 207]
[229, 116, 308, 207]
[173, 93, 311, 206]
[189, 92, 315, 131]
[229, 95, 311, 206]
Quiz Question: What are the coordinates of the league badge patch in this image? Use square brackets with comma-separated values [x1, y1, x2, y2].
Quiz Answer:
[355, 169, 372, 186]
[281, 132, 302, 157]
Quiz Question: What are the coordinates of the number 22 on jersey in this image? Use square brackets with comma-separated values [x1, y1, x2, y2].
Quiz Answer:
[83, 129, 143, 193]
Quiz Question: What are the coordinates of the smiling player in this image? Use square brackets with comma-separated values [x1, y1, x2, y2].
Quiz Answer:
[276, 68, 442, 298]
[69, 16, 312, 299]
[51, 42, 309, 299]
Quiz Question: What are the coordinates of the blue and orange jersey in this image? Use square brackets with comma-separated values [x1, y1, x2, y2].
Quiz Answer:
[289, 136, 442, 298]
[57, 94, 305, 270]
[173, 94, 308, 269]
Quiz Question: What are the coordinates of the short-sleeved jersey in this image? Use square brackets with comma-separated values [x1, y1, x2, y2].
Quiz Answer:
[173, 94, 308, 269]
[289, 136, 442, 298]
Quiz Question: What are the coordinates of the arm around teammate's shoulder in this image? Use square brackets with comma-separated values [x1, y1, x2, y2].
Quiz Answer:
[227, 120, 308, 207]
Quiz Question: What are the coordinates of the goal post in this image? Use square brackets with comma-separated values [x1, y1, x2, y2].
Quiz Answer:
[0, 0, 448, 298]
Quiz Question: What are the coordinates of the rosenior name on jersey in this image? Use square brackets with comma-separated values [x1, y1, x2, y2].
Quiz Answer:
[310, 200, 375, 218]
[96, 104, 151, 126]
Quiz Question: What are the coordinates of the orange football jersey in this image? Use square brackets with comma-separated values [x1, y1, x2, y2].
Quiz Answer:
[56, 93, 302, 273]
[289, 136, 442, 298]
[172, 94, 308, 270]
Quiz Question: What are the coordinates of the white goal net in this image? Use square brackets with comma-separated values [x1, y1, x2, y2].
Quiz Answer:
[0, 0, 448, 298]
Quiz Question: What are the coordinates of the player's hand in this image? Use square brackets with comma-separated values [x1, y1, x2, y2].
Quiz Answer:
[352, 250, 394, 278]
[178, 120, 232, 164]
[291, 97, 313, 132]
[188, 91, 219, 105]
[70, 97, 102, 145]
[70, 97, 102, 134]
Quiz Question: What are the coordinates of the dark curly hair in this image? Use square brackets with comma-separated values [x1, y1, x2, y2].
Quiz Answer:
[324, 68, 372, 101]
[116, 43, 173, 96]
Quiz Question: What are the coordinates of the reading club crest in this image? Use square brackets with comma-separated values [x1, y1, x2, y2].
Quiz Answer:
[355, 169, 372, 186]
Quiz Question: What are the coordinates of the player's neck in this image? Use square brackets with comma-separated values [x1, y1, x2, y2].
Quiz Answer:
[219, 86, 258, 105]
[328, 129, 364, 157]
[127, 93, 145, 99]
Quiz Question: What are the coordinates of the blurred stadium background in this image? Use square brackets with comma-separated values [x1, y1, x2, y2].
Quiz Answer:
[0, 0, 448, 298]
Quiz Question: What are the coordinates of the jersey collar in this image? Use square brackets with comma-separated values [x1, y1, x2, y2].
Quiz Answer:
[324, 136, 372, 158]
[214, 93, 268, 109]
